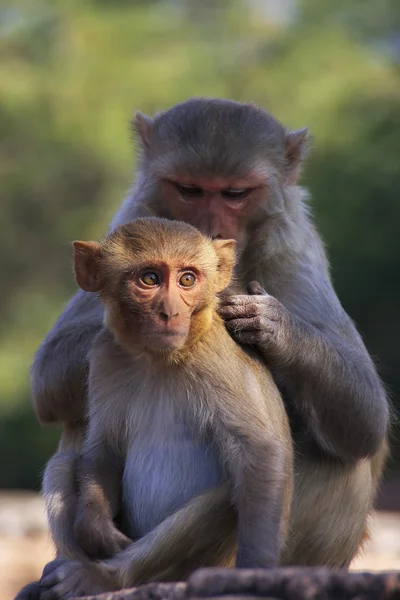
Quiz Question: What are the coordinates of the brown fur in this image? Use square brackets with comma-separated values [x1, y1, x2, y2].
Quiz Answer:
[33, 99, 389, 577]
[40, 219, 293, 598]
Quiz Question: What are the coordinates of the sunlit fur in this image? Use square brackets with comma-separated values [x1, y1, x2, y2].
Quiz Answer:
[79, 218, 235, 365]
[40, 218, 293, 596]
[34, 98, 389, 576]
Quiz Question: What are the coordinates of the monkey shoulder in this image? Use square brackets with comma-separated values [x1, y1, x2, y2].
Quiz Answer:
[88, 328, 131, 382]
[86, 329, 144, 442]
[191, 321, 285, 417]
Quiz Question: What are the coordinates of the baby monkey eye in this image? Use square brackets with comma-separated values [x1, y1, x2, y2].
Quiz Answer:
[175, 183, 203, 198]
[221, 188, 250, 200]
[179, 272, 196, 288]
[141, 272, 160, 286]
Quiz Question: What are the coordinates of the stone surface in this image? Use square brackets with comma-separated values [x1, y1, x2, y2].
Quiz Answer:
[75, 568, 400, 600]
[78, 583, 187, 600]
[187, 567, 400, 599]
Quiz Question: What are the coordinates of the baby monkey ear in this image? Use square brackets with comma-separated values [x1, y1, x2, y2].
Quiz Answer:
[212, 239, 236, 293]
[72, 241, 103, 293]
[132, 110, 154, 149]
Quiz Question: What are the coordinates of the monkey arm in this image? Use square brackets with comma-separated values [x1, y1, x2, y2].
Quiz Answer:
[274, 317, 388, 461]
[220, 282, 389, 462]
[43, 444, 128, 564]
[73, 438, 130, 559]
[215, 415, 291, 570]
[43, 451, 85, 560]
[31, 289, 103, 424]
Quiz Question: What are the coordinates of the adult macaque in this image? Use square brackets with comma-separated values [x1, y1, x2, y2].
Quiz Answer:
[39, 218, 293, 598]
[32, 98, 389, 568]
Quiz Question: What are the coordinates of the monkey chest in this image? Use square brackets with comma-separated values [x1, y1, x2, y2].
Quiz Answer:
[121, 416, 225, 539]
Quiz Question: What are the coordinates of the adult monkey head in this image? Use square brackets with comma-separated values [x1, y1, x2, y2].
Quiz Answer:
[118, 98, 309, 256]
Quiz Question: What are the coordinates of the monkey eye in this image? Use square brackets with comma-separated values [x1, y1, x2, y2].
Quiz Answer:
[141, 271, 160, 286]
[175, 183, 203, 199]
[178, 272, 196, 288]
[221, 188, 250, 200]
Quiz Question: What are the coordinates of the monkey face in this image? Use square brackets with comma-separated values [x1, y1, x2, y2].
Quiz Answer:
[133, 98, 310, 251]
[73, 218, 236, 359]
[114, 261, 207, 352]
[157, 177, 266, 252]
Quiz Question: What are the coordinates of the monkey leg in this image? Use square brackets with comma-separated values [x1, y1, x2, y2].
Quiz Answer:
[42, 413, 85, 554]
[42, 448, 84, 560]
[107, 484, 237, 587]
[280, 453, 375, 568]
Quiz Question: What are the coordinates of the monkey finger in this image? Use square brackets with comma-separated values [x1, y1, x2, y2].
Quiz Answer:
[41, 558, 66, 579]
[39, 590, 56, 600]
[218, 304, 261, 320]
[224, 318, 250, 333]
[247, 280, 268, 296]
[40, 563, 75, 590]
[40, 571, 62, 589]
[232, 330, 272, 347]
[221, 294, 259, 306]
[224, 317, 273, 335]
[41, 586, 75, 600]
[39, 584, 68, 600]
[40, 574, 81, 600]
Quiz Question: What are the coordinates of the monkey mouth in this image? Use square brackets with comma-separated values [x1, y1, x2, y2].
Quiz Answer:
[148, 330, 187, 337]
[146, 329, 189, 350]
[147, 322, 189, 336]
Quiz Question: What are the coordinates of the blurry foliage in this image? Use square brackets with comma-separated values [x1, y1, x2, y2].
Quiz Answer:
[0, 0, 399, 488]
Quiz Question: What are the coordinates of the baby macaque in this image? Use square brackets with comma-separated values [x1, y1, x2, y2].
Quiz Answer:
[40, 217, 293, 599]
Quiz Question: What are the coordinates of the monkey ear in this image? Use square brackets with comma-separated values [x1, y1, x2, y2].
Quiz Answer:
[72, 241, 103, 293]
[132, 111, 154, 148]
[212, 239, 236, 292]
[285, 128, 310, 184]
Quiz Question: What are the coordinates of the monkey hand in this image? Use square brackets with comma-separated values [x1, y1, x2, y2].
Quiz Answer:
[39, 557, 118, 600]
[219, 281, 293, 360]
[74, 509, 132, 559]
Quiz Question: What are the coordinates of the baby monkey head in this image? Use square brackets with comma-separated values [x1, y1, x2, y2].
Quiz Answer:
[73, 217, 235, 357]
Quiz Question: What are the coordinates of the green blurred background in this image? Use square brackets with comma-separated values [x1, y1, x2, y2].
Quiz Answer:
[1, 0, 399, 491]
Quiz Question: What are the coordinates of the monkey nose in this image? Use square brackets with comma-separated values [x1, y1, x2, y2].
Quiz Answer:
[159, 311, 179, 322]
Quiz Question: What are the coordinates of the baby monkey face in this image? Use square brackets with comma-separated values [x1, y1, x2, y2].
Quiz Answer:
[120, 260, 206, 351]
[72, 217, 235, 359]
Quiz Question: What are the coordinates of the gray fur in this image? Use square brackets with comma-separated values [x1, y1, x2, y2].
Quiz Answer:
[34, 98, 389, 582]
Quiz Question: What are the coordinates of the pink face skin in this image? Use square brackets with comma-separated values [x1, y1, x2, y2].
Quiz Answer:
[73, 232, 230, 356]
[160, 175, 266, 250]
[120, 261, 207, 351]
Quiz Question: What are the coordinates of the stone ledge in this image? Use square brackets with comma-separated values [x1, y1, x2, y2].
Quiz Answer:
[78, 582, 187, 600]
[71, 567, 400, 600]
